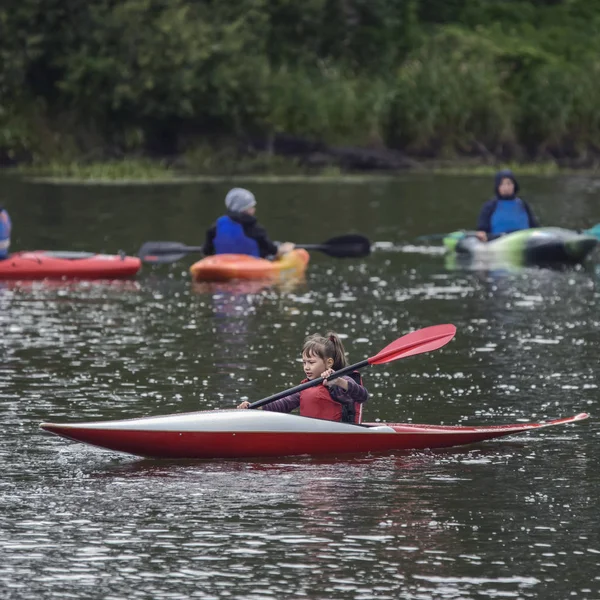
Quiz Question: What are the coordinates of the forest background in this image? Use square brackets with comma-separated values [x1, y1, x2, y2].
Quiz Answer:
[2, 0, 600, 176]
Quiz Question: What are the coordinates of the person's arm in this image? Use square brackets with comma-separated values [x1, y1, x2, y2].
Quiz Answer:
[476, 200, 495, 233]
[237, 391, 300, 412]
[327, 376, 369, 404]
[202, 224, 217, 256]
[248, 223, 279, 258]
[0, 209, 11, 233]
[261, 392, 301, 413]
[0, 209, 11, 253]
[523, 201, 540, 228]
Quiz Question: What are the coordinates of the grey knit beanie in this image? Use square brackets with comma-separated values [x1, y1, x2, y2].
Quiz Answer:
[225, 188, 256, 213]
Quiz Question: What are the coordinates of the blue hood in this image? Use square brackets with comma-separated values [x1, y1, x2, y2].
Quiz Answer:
[494, 169, 519, 199]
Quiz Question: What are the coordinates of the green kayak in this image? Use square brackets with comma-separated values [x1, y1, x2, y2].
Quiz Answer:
[443, 227, 598, 268]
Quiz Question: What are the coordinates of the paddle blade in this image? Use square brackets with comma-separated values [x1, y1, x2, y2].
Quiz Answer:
[138, 241, 202, 264]
[299, 234, 371, 258]
[368, 324, 456, 365]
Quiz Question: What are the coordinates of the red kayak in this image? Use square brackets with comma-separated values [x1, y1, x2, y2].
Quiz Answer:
[40, 410, 589, 459]
[0, 251, 141, 280]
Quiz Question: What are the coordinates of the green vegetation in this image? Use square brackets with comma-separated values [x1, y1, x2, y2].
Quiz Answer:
[17, 159, 177, 182]
[2, 0, 600, 177]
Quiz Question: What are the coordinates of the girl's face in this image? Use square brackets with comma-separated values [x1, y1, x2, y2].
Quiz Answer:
[302, 351, 333, 380]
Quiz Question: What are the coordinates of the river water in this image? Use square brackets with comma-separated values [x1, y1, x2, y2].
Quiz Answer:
[0, 174, 598, 599]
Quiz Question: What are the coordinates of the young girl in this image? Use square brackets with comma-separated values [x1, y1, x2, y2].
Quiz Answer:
[237, 332, 368, 423]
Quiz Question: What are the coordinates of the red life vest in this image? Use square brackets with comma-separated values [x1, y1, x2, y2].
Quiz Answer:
[299, 372, 363, 424]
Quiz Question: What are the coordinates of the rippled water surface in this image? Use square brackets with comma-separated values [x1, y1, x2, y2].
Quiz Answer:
[1, 175, 599, 599]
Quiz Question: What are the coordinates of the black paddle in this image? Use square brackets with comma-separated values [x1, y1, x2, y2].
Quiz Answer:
[138, 234, 371, 264]
[247, 324, 456, 409]
[417, 223, 600, 244]
[298, 234, 371, 258]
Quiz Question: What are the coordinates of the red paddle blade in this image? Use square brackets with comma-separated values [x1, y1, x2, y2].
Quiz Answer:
[368, 324, 456, 365]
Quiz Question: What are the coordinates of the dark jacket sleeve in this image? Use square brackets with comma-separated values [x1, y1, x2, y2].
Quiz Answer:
[262, 392, 301, 413]
[477, 200, 497, 233]
[245, 222, 278, 258]
[523, 201, 540, 228]
[328, 377, 369, 404]
[202, 223, 217, 256]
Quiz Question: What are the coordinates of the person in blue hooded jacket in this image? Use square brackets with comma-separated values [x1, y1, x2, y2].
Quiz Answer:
[476, 170, 539, 241]
[202, 188, 294, 258]
[0, 205, 11, 260]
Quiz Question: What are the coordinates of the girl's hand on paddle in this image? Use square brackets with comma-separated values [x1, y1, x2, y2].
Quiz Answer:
[237, 401, 250, 409]
[321, 369, 348, 390]
[476, 231, 487, 241]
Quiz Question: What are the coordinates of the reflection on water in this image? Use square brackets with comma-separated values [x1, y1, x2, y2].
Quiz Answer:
[191, 278, 306, 297]
[0, 175, 598, 599]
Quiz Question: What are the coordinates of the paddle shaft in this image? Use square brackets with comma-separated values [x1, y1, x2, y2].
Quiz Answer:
[296, 244, 326, 251]
[248, 359, 369, 409]
[142, 239, 358, 256]
[155, 245, 203, 255]
[139, 234, 371, 263]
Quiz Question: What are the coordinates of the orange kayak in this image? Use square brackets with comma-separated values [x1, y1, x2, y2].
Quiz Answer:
[0, 251, 141, 280]
[190, 249, 309, 282]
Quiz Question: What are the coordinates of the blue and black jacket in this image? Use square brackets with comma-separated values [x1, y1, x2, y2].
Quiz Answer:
[0, 206, 11, 259]
[477, 170, 539, 236]
[202, 211, 278, 258]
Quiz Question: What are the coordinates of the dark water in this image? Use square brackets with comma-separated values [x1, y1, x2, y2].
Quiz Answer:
[1, 174, 598, 599]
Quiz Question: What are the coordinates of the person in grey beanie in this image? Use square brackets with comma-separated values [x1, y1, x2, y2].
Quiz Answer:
[202, 188, 294, 258]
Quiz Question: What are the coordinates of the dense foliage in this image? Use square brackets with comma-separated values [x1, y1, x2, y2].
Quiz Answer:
[2, 0, 600, 166]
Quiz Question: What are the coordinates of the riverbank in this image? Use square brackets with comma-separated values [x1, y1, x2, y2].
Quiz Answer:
[6, 153, 600, 184]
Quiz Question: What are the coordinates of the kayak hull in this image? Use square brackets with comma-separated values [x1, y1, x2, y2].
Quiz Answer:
[0, 251, 141, 280]
[190, 249, 310, 282]
[443, 227, 597, 268]
[40, 410, 589, 459]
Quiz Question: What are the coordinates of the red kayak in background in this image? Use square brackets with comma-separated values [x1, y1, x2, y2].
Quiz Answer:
[0, 251, 141, 280]
[40, 410, 589, 459]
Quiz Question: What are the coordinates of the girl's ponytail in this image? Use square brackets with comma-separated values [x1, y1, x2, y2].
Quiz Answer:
[325, 331, 348, 371]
